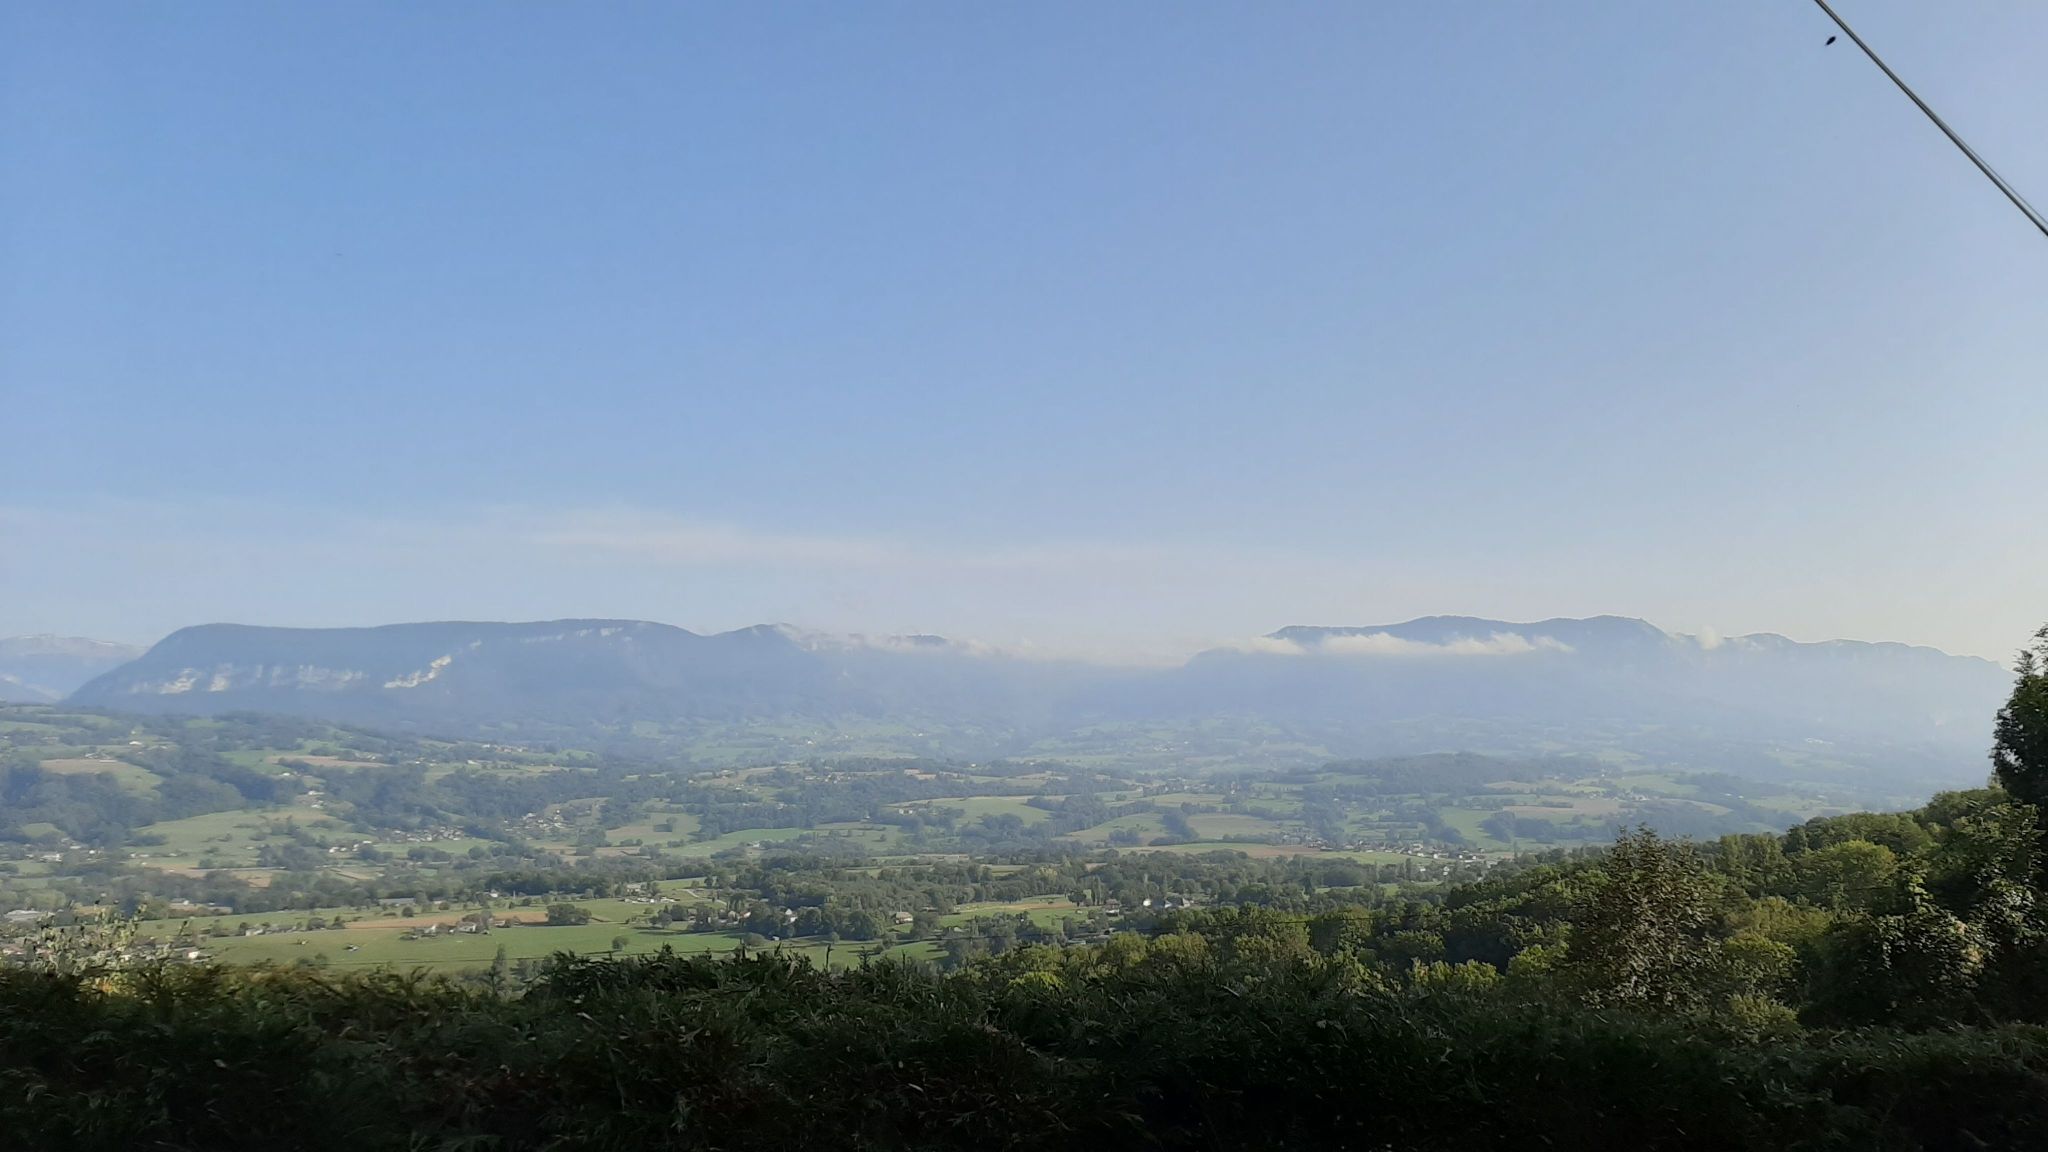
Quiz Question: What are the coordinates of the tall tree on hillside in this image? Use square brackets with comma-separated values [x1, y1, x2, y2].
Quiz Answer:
[1993, 626, 2048, 809]
[1567, 827, 1721, 1008]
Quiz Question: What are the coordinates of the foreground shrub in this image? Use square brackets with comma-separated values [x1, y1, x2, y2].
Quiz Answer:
[4, 950, 2048, 1150]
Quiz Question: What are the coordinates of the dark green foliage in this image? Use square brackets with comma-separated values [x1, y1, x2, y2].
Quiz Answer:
[1562, 828, 1723, 1008]
[543, 902, 593, 926]
[1993, 626, 2048, 811]
[1785, 812, 1933, 858]
[6, 951, 2048, 1151]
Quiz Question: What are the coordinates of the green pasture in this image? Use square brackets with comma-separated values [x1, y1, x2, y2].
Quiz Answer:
[671, 827, 808, 857]
[134, 807, 346, 864]
[1437, 807, 1508, 848]
[1140, 792, 1230, 806]
[1063, 812, 1168, 844]
[940, 896, 1082, 930]
[913, 796, 1051, 825]
[1185, 813, 1286, 839]
[39, 757, 162, 795]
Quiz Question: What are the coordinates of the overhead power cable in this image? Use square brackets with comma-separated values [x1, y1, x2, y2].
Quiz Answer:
[1809, 0, 2048, 240]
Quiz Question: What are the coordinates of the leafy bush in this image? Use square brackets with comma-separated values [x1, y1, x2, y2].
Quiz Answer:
[6, 951, 2048, 1150]
[543, 902, 592, 926]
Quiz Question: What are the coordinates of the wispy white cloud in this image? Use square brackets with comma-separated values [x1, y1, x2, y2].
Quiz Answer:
[1218, 636, 1309, 656]
[781, 626, 959, 654]
[1314, 631, 1572, 657]
[1214, 631, 1572, 658]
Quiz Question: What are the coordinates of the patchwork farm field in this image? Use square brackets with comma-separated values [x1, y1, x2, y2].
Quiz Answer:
[166, 919, 931, 973]
[5, 704, 1859, 979]
[124, 887, 1060, 973]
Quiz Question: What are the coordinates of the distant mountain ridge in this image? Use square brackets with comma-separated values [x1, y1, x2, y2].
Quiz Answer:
[66, 616, 2014, 791]
[1269, 614, 1979, 661]
[0, 635, 148, 703]
[1191, 617, 2005, 767]
[70, 619, 1116, 734]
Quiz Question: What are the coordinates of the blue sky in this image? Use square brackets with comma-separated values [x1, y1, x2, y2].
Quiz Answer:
[4, 2, 2044, 661]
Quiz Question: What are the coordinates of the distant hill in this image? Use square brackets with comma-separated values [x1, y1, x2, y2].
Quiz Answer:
[1201, 615, 2004, 747]
[1169, 616, 2009, 788]
[0, 635, 148, 703]
[68, 616, 2015, 792]
[68, 620, 1118, 736]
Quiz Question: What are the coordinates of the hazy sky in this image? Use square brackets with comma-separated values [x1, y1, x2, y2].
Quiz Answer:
[4, 3, 2045, 662]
